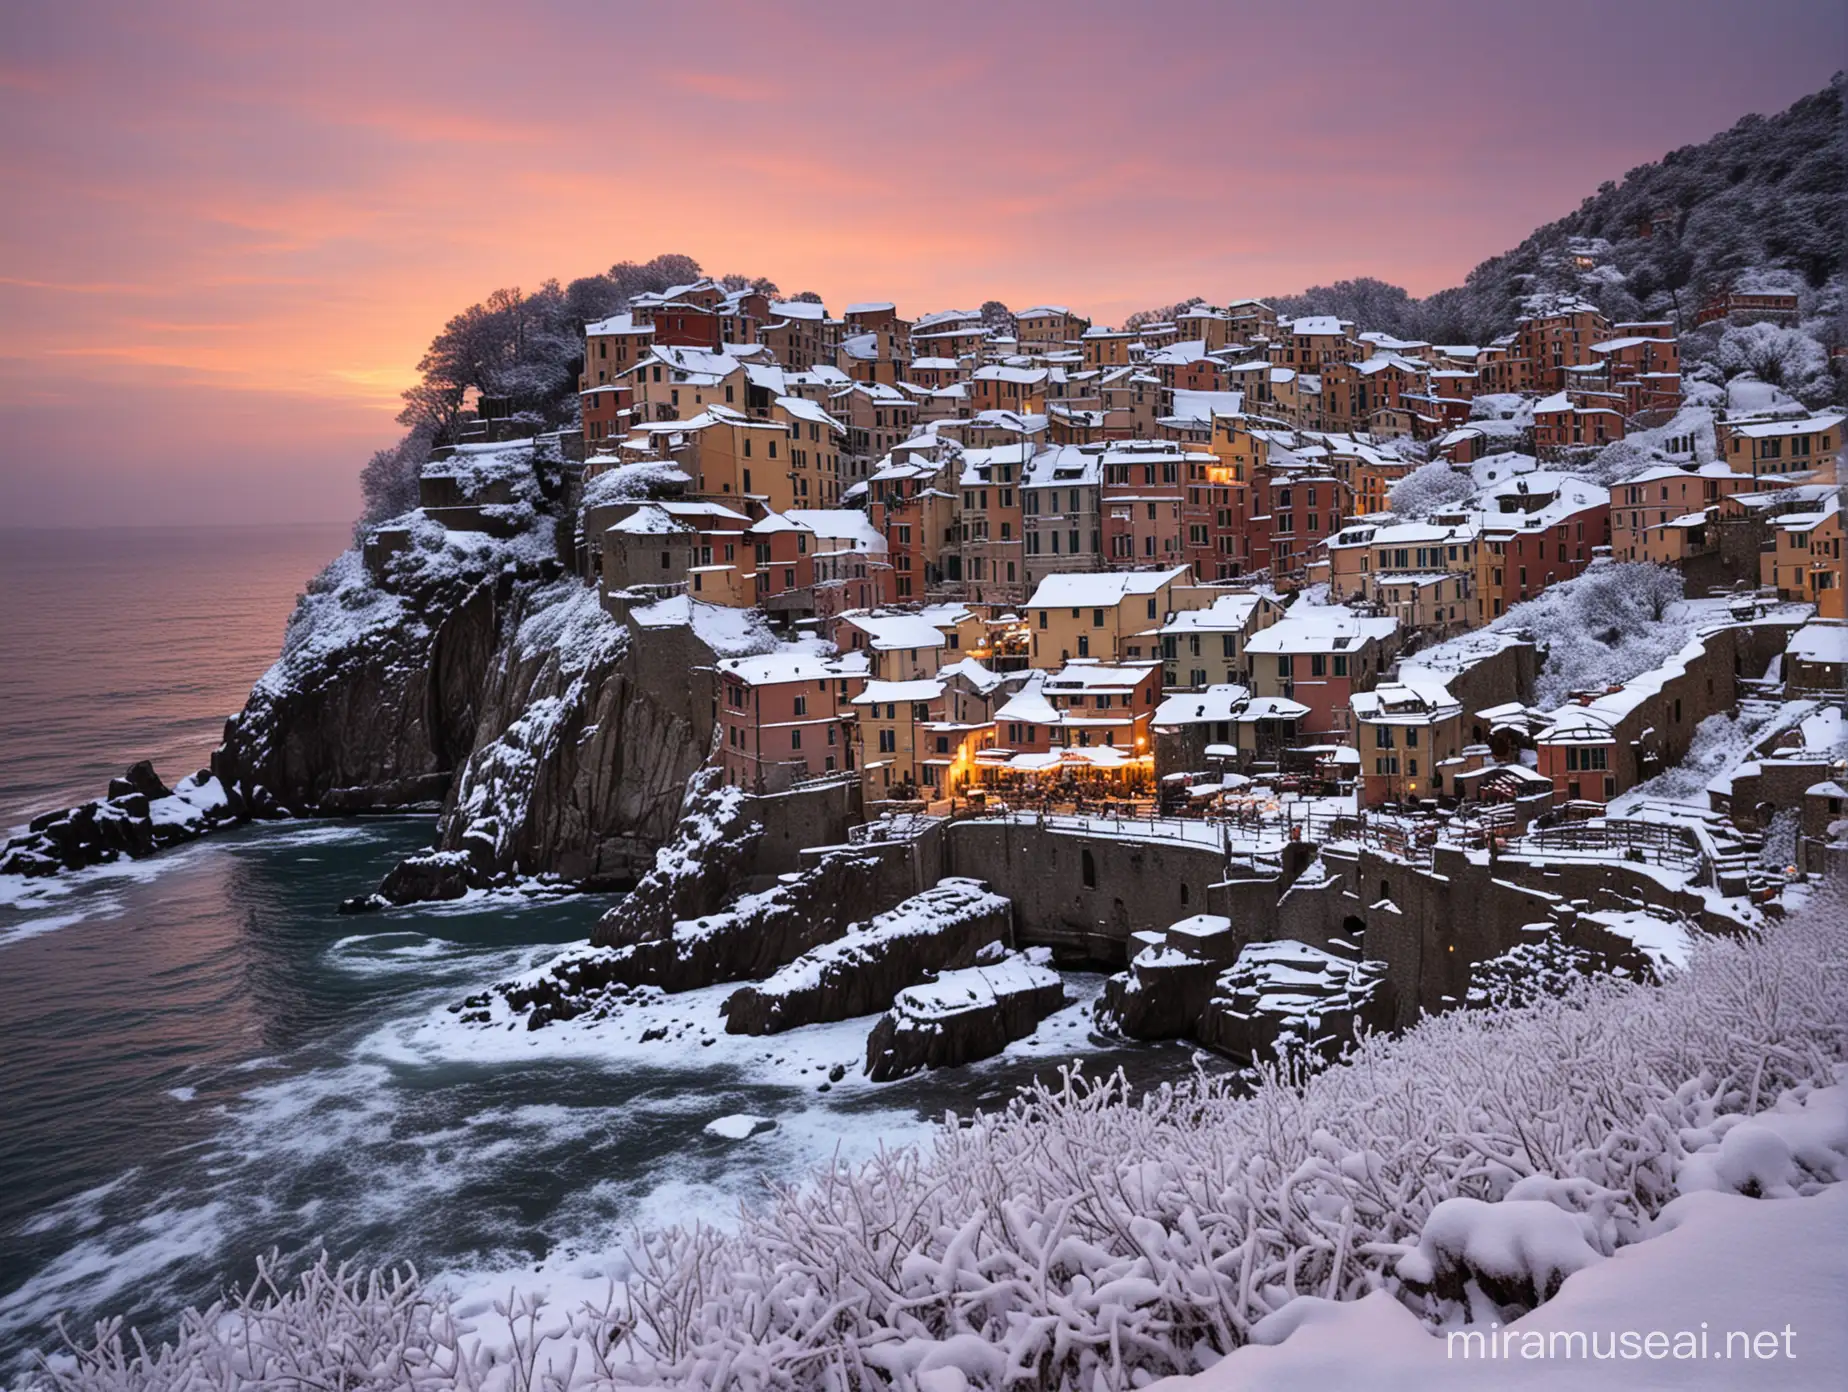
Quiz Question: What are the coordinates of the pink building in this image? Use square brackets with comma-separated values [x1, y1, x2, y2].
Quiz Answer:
[716, 652, 859, 791]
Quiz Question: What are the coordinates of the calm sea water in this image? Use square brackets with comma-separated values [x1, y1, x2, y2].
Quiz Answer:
[0, 525, 352, 831]
[0, 529, 1200, 1375]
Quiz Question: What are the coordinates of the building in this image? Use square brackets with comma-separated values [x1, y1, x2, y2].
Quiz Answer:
[1610, 463, 1757, 563]
[1784, 621, 1846, 696]
[1761, 496, 1843, 616]
[1021, 444, 1104, 586]
[716, 651, 855, 790]
[1025, 566, 1192, 668]
[1719, 413, 1842, 480]
[1696, 289, 1800, 326]
[1015, 305, 1091, 351]
[1243, 609, 1401, 735]
[1472, 473, 1610, 623]
[1533, 391, 1625, 457]
[1155, 591, 1285, 689]
[1350, 677, 1466, 806]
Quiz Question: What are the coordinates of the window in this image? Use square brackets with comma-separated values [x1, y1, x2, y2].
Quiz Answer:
[792, 694, 807, 716]
[1093, 608, 1106, 627]
[1310, 653, 1327, 677]
[878, 728, 895, 753]
[789, 728, 802, 750]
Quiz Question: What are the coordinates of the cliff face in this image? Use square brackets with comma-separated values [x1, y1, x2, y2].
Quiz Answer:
[213, 551, 505, 813]
[428, 580, 715, 886]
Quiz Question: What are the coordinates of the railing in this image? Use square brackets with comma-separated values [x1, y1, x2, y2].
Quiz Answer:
[1510, 817, 1705, 874]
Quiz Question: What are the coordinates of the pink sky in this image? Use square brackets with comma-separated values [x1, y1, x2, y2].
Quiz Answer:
[1, 0, 1841, 527]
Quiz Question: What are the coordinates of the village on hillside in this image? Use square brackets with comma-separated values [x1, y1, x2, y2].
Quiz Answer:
[363, 268, 1844, 1064]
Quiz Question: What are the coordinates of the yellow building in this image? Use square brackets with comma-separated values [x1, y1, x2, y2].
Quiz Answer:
[1351, 677, 1466, 806]
[1080, 327, 1138, 369]
[1721, 412, 1842, 479]
[1762, 498, 1843, 617]
[1024, 566, 1192, 668]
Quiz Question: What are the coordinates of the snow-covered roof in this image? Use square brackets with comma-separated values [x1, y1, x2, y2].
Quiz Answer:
[1350, 676, 1462, 724]
[1285, 315, 1350, 337]
[844, 301, 896, 315]
[775, 395, 846, 432]
[1154, 684, 1252, 726]
[838, 612, 948, 651]
[1244, 609, 1399, 655]
[605, 504, 690, 536]
[1788, 622, 1848, 666]
[1042, 660, 1159, 693]
[1159, 593, 1270, 634]
[1168, 389, 1245, 423]
[852, 678, 945, 705]
[1240, 696, 1311, 720]
[715, 650, 842, 686]
[750, 509, 887, 552]
[1730, 413, 1843, 440]
[1026, 566, 1190, 609]
[586, 312, 652, 336]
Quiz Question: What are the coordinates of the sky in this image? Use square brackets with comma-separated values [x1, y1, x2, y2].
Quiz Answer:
[1, 1, 1842, 528]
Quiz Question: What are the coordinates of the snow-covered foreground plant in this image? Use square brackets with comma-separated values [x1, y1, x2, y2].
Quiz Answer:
[29, 892, 1848, 1391]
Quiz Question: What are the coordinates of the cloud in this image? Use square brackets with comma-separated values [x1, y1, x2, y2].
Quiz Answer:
[0, 0, 1841, 525]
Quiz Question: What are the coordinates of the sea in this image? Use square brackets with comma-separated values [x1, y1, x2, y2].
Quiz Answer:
[0, 525, 1201, 1378]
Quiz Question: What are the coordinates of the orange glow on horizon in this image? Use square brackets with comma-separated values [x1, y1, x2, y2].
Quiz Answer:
[1, 1, 1841, 526]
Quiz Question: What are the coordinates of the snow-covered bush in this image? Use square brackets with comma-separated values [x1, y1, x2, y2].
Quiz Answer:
[1417, 562, 1689, 708]
[31, 888, 1848, 1391]
[1386, 458, 1475, 519]
[1715, 321, 1834, 405]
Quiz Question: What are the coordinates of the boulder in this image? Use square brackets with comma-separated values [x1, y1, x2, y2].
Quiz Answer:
[865, 952, 1067, 1081]
[497, 850, 899, 1028]
[1196, 940, 1392, 1063]
[723, 878, 1012, 1035]
[374, 849, 477, 905]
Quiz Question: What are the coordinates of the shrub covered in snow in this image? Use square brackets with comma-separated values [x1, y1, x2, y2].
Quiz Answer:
[1385, 458, 1476, 519]
[1417, 561, 1693, 708]
[31, 887, 1848, 1390]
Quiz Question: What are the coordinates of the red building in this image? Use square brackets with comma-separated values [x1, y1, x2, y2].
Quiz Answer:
[1473, 472, 1611, 623]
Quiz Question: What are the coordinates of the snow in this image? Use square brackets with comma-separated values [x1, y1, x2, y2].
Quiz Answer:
[889, 953, 1062, 1021]
[1158, 1185, 1848, 1389]
[1160, 593, 1270, 635]
[703, 1114, 776, 1140]
[716, 649, 842, 687]
[1244, 606, 1398, 655]
[629, 594, 774, 657]
[1154, 685, 1252, 726]
[1025, 566, 1189, 610]
[838, 611, 951, 652]
[1788, 621, 1848, 666]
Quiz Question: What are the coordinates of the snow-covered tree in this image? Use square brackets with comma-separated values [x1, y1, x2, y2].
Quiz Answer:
[1714, 321, 1834, 404]
[1387, 458, 1475, 518]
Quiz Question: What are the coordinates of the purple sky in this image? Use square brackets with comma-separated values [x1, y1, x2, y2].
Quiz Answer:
[1, 0, 1842, 526]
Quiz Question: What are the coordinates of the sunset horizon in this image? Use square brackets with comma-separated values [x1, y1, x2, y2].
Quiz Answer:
[2, 0, 1842, 526]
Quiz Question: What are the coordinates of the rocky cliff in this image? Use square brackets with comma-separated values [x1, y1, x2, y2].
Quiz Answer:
[401, 580, 716, 890]
[212, 547, 507, 815]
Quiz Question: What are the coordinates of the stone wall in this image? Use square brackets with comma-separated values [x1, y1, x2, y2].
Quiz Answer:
[946, 818, 1232, 962]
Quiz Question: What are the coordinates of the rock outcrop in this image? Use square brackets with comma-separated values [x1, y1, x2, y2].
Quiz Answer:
[212, 548, 511, 817]
[422, 580, 716, 889]
[1195, 940, 1392, 1063]
[1097, 913, 1243, 1040]
[864, 950, 1067, 1081]
[1, 765, 237, 877]
[723, 878, 1013, 1035]
[487, 850, 899, 1027]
